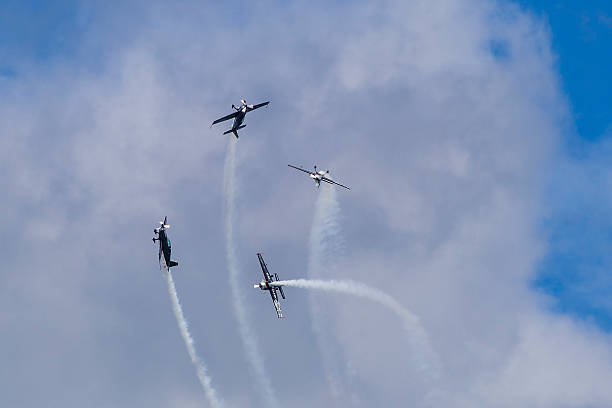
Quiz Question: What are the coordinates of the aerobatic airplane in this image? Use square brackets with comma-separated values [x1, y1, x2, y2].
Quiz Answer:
[288, 164, 350, 190]
[253, 253, 286, 318]
[210, 99, 270, 138]
[152, 217, 178, 270]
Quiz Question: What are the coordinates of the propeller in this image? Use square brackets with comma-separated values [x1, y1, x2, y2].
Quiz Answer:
[240, 99, 247, 105]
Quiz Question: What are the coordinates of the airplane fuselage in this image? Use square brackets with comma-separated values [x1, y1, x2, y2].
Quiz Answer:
[257, 280, 273, 291]
[310, 171, 328, 186]
[231, 109, 247, 130]
[157, 229, 172, 269]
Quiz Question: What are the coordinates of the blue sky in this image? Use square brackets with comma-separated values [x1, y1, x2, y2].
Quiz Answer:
[514, 0, 612, 329]
[0, 1, 81, 66]
[2, 1, 612, 407]
[518, 0, 611, 142]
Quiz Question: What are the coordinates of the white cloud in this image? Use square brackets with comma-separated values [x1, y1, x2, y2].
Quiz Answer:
[1, 0, 611, 407]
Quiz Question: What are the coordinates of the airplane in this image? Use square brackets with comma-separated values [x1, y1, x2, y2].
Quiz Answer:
[288, 164, 350, 190]
[253, 253, 286, 318]
[152, 217, 178, 271]
[210, 99, 270, 138]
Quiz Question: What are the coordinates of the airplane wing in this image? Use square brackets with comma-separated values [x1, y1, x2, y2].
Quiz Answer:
[322, 177, 350, 190]
[269, 287, 279, 302]
[257, 253, 272, 281]
[246, 101, 270, 111]
[270, 290, 284, 318]
[288, 164, 314, 175]
[211, 111, 239, 126]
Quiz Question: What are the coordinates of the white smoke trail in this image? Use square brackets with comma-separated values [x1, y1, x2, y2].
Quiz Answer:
[309, 184, 343, 265]
[164, 268, 223, 408]
[306, 185, 347, 401]
[271, 279, 440, 375]
[223, 138, 280, 408]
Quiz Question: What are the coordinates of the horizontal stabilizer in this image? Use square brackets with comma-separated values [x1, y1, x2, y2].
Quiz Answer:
[223, 125, 246, 135]
[168, 260, 178, 268]
[274, 274, 286, 299]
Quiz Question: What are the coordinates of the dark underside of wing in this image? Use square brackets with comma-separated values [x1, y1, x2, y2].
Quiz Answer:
[258, 253, 272, 280]
[288, 164, 313, 175]
[269, 288, 278, 302]
[322, 177, 350, 190]
[212, 111, 238, 126]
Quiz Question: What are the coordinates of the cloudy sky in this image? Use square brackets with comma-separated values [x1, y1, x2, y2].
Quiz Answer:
[1, 0, 612, 407]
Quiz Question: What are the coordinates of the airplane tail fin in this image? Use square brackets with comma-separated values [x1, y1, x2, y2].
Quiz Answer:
[168, 260, 178, 268]
[223, 129, 240, 138]
[223, 125, 246, 138]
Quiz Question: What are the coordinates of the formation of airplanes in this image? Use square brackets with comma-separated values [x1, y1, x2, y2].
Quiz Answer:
[156, 98, 349, 318]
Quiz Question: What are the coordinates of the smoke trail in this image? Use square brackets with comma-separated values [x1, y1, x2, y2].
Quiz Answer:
[165, 268, 223, 408]
[306, 185, 348, 400]
[223, 138, 280, 408]
[271, 279, 440, 375]
[309, 185, 343, 262]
